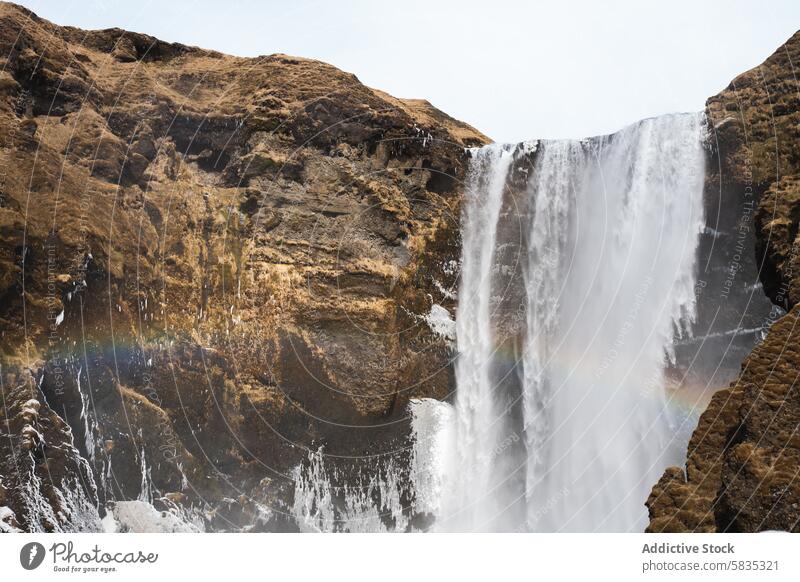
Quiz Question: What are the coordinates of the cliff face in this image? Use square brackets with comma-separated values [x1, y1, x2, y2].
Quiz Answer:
[0, 2, 486, 531]
[647, 31, 800, 532]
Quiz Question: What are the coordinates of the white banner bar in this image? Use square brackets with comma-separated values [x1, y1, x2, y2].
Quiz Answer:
[1, 533, 798, 581]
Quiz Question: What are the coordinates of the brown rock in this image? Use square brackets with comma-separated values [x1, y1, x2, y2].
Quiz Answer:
[0, 1, 486, 530]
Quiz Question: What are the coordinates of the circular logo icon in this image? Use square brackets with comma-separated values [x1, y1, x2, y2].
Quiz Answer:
[20, 542, 46, 570]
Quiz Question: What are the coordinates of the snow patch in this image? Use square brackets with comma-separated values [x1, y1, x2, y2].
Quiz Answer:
[424, 304, 456, 343]
[433, 279, 456, 300]
[0, 506, 22, 533]
[103, 500, 202, 533]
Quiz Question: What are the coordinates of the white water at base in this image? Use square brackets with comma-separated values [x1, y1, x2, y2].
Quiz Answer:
[408, 398, 453, 517]
[440, 113, 706, 532]
[292, 448, 412, 532]
[290, 113, 706, 533]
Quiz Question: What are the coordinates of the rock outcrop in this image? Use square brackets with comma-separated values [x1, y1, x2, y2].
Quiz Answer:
[0, 2, 486, 530]
[647, 31, 800, 532]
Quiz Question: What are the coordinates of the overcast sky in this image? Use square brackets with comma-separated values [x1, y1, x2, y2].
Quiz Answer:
[16, 0, 800, 142]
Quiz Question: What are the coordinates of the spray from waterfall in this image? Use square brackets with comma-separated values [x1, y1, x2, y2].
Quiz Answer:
[440, 113, 706, 532]
[291, 113, 706, 532]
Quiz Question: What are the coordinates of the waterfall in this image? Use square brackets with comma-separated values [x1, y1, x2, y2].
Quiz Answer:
[290, 113, 706, 533]
[440, 113, 706, 532]
[439, 144, 517, 531]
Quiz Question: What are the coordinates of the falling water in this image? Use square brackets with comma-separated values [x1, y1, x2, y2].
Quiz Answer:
[439, 144, 517, 530]
[440, 113, 706, 532]
[291, 113, 706, 532]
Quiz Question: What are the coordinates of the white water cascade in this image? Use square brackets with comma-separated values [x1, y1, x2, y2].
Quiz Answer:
[290, 113, 706, 533]
[439, 113, 706, 532]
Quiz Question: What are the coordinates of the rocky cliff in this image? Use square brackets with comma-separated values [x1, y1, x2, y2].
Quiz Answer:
[647, 31, 800, 532]
[0, 2, 486, 531]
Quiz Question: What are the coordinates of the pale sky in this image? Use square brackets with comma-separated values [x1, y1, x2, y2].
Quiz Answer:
[15, 0, 800, 143]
